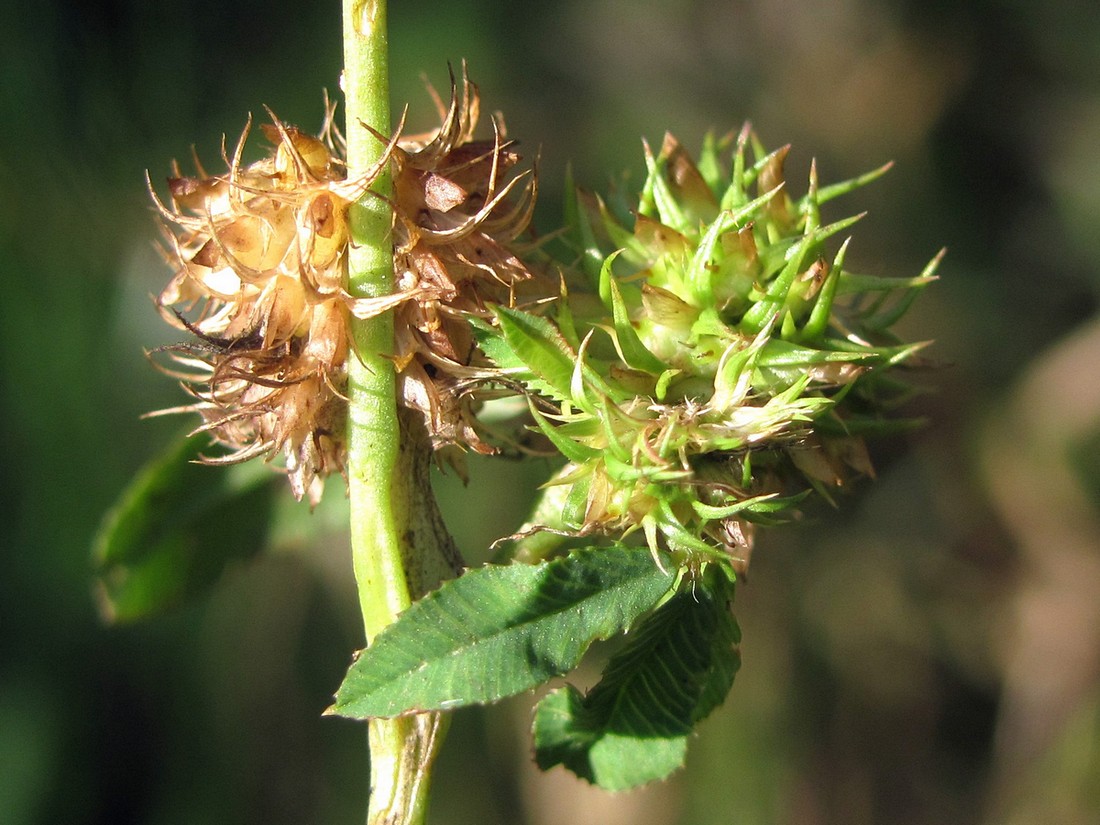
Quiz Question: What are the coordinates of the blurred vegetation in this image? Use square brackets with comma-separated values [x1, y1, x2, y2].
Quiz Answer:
[2, 1, 1099, 823]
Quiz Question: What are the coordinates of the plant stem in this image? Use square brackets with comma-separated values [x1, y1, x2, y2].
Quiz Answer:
[343, 0, 401, 641]
[342, 2, 458, 822]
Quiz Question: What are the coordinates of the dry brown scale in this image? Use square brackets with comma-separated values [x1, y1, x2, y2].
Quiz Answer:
[150, 68, 540, 505]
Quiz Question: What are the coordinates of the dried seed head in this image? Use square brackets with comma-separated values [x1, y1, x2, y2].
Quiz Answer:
[151, 71, 540, 502]
[384, 66, 539, 454]
[151, 101, 362, 506]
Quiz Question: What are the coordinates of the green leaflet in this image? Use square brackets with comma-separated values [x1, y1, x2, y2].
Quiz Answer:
[330, 546, 677, 718]
[92, 432, 277, 623]
[532, 571, 740, 790]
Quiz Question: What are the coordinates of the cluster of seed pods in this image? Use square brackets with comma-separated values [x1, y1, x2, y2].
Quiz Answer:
[152, 71, 537, 504]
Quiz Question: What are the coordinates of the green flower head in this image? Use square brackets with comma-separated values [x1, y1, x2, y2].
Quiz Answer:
[481, 127, 939, 572]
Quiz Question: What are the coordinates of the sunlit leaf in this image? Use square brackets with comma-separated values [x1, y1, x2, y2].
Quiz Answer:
[330, 546, 676, 718]
[492, 306, 579, 401]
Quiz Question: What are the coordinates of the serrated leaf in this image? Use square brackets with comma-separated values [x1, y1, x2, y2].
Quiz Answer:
[533, 573, 740, 790]
[92, 433, 278, 623]
[491, 306, 624, 406]
[472, 313, 569, 400]
[331, 546, 677, 719]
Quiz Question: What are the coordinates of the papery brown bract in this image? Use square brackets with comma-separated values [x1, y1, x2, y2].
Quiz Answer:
[151, 68, 539, 503]
[383, 67, 539, 454]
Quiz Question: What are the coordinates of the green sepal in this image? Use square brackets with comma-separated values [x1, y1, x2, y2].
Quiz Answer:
[696, 131, 726, 196]
[755, 338, 874, 370]
[560, 472, 593, 528]
[814, 413, 928, 438]
[800, 160, 822, 234]
[800, 237, 850, 341]
[603, 452, 693, 485]
[683, 211, 734, 306]
[865, 291, 924, 332]
[805, 160, 893, 207]
[639, 140, 691, 233]
[598, 251, 670, 375]
[653, 499, 719, 556]
[564, 170, 605, 286]
[597, 197, 645, 260]
[711, 320, 774, 413]
[741, 212, 865, 332]
[690, 492, 779, 521]
[719, 126, 751, 212]
[528, 401, 601, 465]
[692, 490, 811, 522]
[744, 141, 787, 192]
[836, 271, 938, 296]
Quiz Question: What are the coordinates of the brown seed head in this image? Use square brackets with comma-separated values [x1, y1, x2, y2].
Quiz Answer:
[151, 69, 541, 502]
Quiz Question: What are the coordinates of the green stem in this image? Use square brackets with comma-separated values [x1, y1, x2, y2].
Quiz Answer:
[343, 0, 402, 645]
[342, 2, 458, 823]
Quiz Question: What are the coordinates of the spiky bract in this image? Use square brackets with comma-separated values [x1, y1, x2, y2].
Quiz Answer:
[485, 129, 938, 568]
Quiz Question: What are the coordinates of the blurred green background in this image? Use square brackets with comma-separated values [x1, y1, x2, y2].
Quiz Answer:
[3, 0, 1099, 823]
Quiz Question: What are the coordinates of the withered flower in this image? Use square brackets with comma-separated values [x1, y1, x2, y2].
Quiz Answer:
[151, 68, 539, 504]
[384, 69, 538, 453]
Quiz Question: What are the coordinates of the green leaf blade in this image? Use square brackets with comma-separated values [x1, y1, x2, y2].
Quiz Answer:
[532, 572, 741, 790]
[92, 433, 277, 623]
[533, 685, 690, 789]
[331, 546, 677, 719]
